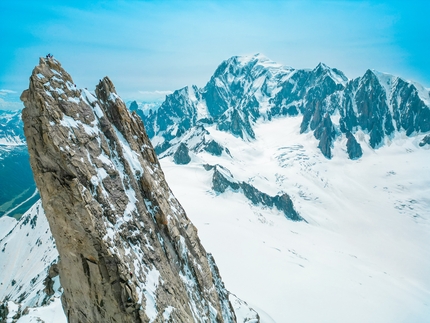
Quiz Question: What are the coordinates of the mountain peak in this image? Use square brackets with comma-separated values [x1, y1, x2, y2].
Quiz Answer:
[21, 58, 257, 322]
[315, 62, 330, 70]
[312, 62, 348, 85]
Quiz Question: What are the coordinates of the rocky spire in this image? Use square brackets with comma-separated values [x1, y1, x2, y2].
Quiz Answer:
[21, 57, 258, 323]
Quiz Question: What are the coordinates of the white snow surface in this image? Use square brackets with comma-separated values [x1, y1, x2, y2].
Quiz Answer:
[5, 297, 66, 323]
[0, 135, 25, 146]
[114, 126, 144, 176]
[0, 201, 63, 321]
[142, 266, 161, 323]
[0, 215, 16, 238]
[160, 115, 430, 323]
[412, 81, 430, 106]
[372, 70, 397, 102]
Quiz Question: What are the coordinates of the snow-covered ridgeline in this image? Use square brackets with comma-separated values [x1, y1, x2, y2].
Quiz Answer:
[142, 54, 430, 160]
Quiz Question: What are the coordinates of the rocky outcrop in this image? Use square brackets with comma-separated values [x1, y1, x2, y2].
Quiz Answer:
[173, 142, 191, 165]
[314, 114, 336, 159]
[21, 57, 256, 323]
[217, 108, 255, 140]
[419, 134, 430, 147]
[43, 263, 60, 298]
[129, 101, 139, 113]
[207, 164, 303, 221]
[0, 303, 8, 322]
[204, 140, 224, 156]
[346, 132, 363, 159]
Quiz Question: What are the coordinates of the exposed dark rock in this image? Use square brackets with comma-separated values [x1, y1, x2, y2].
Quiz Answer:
[218, 108, 255, 139]
[203, 81, 229, 118]
[173, 142, 191, 164]
[204, 140, 224, 156]
[0, 302, 8, 322]
[129, 101, 138, 112]
[212, 166, 240, 193]
[346, 132, 363, 159]
[315, 115, 336, 159]
[43, 263, 59, 297]
[209, 165, 303, 221]
[203, 164, 214, 171]
[272, 194, 302, 222]
[419, 134, 430, 147]
[143, 86, 199, 147]
[154, 140, 171, 155]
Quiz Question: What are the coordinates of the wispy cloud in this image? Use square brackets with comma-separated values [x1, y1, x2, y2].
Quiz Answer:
[0, 89, 17, 96]
[138, 90, 173, 95]
[1, 1, 430, 94]
[0, 97, 23, 111]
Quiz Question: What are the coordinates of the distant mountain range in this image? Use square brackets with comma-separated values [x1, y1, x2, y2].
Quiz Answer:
[2, 54, 430, 221]
[137, 54, 430, 160]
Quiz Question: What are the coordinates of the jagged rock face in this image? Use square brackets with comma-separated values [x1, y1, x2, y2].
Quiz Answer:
[314, 114, 336, 159]
[21, 58, 246, 323]
[141, 54, 430, 159]
[208, 164, 302, 222]
[129, 101, 139, 113]
[143, 55, 293, 153]
[145, 86, 199, 141]
[346, 132, 363, 160]
[204, 140, 224, 156]
[173, 143, 191, 165]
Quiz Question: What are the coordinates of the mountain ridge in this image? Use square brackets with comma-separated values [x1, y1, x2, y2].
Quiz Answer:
[140, 54, 430, 160]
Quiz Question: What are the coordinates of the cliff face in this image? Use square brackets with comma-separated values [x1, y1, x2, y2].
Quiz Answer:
[21, 57, 255, 323]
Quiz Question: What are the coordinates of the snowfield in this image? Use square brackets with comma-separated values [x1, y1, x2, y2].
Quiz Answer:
[1, 114, 429, 322]
[160, 115, 430, 323]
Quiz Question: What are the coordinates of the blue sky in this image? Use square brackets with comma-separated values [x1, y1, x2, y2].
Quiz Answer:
[1, 0, 429, 108]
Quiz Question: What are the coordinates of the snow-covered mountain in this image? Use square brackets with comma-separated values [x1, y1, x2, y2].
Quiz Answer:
[143, 54, 430, 160]
[0, 111, 26, 146]
[1, 54, 430, 323]
[128, 101, 162, 119]
[157, 116, 430, 322]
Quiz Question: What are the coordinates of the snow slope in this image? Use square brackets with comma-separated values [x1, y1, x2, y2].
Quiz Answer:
[0, 201, 63, 322]
[159, 114, 430, 323]
[4, 116, 427, 322]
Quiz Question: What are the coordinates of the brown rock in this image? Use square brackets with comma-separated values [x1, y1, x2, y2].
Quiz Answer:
[21, 57, 247, 323]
